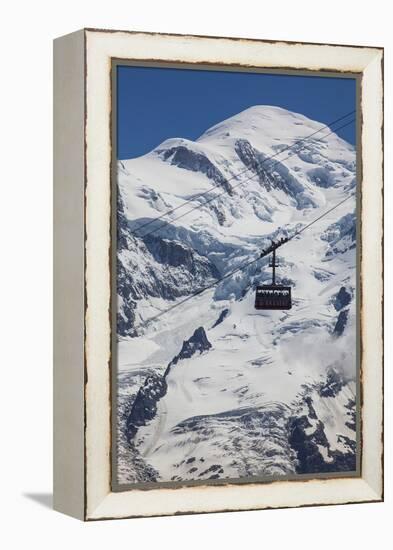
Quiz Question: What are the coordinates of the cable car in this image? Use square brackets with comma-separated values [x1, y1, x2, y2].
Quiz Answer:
[255, 240, 292, 310]
[255, 285, 292, 310]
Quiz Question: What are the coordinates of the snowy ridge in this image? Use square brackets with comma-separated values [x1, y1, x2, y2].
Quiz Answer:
[116, 105, 357, 484]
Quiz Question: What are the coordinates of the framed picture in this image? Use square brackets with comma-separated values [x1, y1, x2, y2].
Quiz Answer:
[53, 28, 383, 520]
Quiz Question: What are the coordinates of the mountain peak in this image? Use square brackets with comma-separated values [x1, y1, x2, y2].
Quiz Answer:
[197, 105, 317, 143]
[166, 327, 212, 373]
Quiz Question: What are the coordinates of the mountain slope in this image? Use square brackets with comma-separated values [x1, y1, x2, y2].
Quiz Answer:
[116, 105, 357, 484]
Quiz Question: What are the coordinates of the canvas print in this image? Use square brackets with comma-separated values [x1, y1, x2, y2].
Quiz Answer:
[114, 65, 358, 487]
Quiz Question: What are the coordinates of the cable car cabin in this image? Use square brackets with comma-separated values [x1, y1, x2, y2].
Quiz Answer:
[254, 241, 292, 310]
[255, 285, 292, 310]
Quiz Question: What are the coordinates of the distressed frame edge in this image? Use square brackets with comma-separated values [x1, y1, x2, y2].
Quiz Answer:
[83, 26, 384, 52]
[358, 49, 384, 500]
[83, 29, 383, 521]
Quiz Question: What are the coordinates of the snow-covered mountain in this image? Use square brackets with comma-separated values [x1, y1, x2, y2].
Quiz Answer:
[116, 105, 357, 485]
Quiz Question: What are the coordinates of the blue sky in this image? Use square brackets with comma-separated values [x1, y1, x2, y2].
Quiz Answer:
[117, 65, 356, 160]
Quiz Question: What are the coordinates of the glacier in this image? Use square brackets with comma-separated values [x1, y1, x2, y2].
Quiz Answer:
[115, 105, 357, 485]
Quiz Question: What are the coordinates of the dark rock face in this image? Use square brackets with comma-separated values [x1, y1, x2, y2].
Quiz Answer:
[117, 193, 138, 336]
[289, 416, 356, 474]
[319, 368, 345, 398]
[234, 139, 277, 191]
[332, 286, 352, 337]
[289, 416, 328, 474]
[117, 276, 137, 337]
[117, 189, 130, 250]
[334, 309, 349, 336]
[126, 327, 212, 443]
[288, 385, 356, 474]
[126, 373, 167, 440]
[345, 399, 357, 432]
[333, 286, 352, 311]
[116, 367, 162, 483]
[116, 194, 220, 337]
[234, 139, 315, 208]
[312, 268, 334, 282]
[143, 234, 220, 276]
[166, 327, 212, 373]
[307, 166, 334, 188]
[322, 213, 356, 257]
[211, 308, 229, 329]
[159, 145, 232, 194]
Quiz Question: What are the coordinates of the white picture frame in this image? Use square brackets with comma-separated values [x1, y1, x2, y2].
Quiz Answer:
[53, 28, 383, 520]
